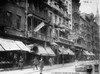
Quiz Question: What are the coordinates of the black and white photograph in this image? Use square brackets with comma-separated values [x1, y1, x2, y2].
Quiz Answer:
[0, 0, 99, 74]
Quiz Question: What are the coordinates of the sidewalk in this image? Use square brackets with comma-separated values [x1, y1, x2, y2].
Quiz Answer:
[0, 62, 75, 72]
[0, 61, 84, 74]
[1, 61, 96, 74]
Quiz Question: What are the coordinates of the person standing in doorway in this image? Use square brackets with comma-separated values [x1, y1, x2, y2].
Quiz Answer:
[39, 57, 44, 74]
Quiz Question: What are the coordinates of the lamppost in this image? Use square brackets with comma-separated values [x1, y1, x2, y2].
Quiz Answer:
[62, 46, 64, 65]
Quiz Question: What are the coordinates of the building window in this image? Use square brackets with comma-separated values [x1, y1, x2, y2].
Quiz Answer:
[63, 19, 65, 25]
[49, 11, 53, 23]
[59, 17, 61, 24]
[55, 15, 57, 24]
[49, 12, 52, 17]
[16, 15, 21, 29]
[77, 37, 81, 44]
[28, 17, 32, 31]
[6, 11, 12, 27]
[69, 4, 72, 12]
[48, 26, 52, 37]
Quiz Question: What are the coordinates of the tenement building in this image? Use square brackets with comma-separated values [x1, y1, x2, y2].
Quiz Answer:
[71, 12, 99, 60]
[71, 0, 98, 60]
[0, 0, 75, 68]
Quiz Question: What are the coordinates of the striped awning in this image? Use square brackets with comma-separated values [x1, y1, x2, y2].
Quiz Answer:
[0, 38, 31, 52]
[15, 41, 30, 52]
[59, 47, 68, 55]
[83, 50, 91, 55]
[0, 38, 21, 51]
[0, 45, 5, 51]
[37, 46, 49, 56]
[45, 47, 55, 56]
[89, 52, 95, 56]
[66, 48, 75, 55]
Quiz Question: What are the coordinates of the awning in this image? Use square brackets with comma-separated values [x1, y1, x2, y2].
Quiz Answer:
[26, 45, 34, 52]
[37, 46, 49, 56]
[83, 50, 91, 55]
[59, 47, 68, 55]
[45, 47, 55, 56]
[0, 39, 21, 51]
[66, 48, 75, 55]
[0, 45, 5, 51]
[26, 44, 34, 49]
[15, 41, 30, 52]
[89, 52, 95, 56]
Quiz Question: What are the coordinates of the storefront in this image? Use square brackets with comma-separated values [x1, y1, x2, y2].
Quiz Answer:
[45, 47, 55, 56]
[82, 50, 95, 60]
[27, 44, 56, 65]
[66, 48, 75, 62]
[0, 38, 30, 68]
[58, 47, 68, 64]
[58, 47, 75, 64]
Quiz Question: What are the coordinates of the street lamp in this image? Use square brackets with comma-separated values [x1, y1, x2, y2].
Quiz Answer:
[62, 46, 64, 65]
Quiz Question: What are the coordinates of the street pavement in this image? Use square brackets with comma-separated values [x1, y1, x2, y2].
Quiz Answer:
[0, 60, 99, 74]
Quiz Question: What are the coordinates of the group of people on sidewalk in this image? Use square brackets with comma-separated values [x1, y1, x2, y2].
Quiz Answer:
[14, 55, 54, 74]
[32, 57, 44, 74]
[14, 55, 24, 70]
[32, 57, 54, 74]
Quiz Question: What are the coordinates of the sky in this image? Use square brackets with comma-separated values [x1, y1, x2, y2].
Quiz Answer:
[79, 0, 100, 16]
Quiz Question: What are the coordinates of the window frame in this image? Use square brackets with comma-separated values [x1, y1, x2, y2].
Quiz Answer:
[16, 14, 21, 30]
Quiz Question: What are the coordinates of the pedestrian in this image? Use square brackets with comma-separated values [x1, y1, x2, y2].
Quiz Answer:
[33, 57, 39, 70]
[39, 57, 44, 74]
[19, 56, 24, 70]
[14, 54, 18, 67]
[49, 57, 53, 66]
